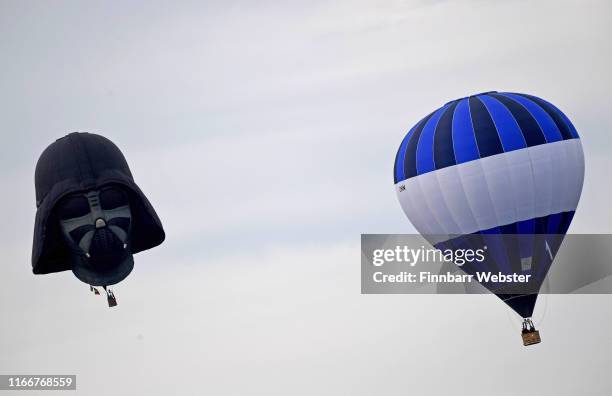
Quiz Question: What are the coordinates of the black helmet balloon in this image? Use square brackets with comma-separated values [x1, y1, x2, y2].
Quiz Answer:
[32, 132, 165, 304]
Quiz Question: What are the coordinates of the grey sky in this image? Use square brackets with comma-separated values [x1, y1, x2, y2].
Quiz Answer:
[1, 1, 612, 395]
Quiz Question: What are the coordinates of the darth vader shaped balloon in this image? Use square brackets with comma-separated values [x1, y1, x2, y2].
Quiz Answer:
[32, 132, 165, 306]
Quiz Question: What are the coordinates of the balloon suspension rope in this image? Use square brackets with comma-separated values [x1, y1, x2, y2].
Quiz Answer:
[522, 318, 536, 333]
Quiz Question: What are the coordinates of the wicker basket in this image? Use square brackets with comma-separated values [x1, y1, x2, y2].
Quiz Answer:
[521, 330, 541, 346]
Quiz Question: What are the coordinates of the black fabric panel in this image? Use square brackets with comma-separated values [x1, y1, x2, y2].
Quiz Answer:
[403, 113, 435, 179]
[469, 97, 504, 157]
[534, 216, 549, 234]
[489, 93, 546, 146]
[433, 101, 459, 170]
[558, 212, 575, 235]
[108, 217, 130, 232]
[515, 93, 573, 140]
[100, 186, 129, 210]
[500, 293, 537, 318]
[56, 195, 89, 219]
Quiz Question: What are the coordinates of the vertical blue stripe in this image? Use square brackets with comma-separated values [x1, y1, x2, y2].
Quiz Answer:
[416, 104, 450, 175]
[488, 93, 546, 147]
[534, 216, 548, 234]
[404, 113, 435, 179]
[470, 97, 504, 157]
[394, 123, 418, 183]
[433, 101, 459, 170]
[477, 95, 527, 152]
[499, 93, 563, 143]
[452, 98, 480, 164]
[545, 213, 563, 234]
[517, 219, 535, 234]
[545, 101, 580, 139]
[515, 93, 576, 140]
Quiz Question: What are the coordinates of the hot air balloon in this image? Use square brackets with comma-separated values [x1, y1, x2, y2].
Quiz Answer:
[394, 91, 584, 345]
[32, 132, 165, 307]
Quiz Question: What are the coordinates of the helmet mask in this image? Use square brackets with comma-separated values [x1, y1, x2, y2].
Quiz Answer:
[56, 185, 133, 287]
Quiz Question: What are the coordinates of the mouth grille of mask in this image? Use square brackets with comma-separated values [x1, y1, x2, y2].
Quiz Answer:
[68, 224, 95, 243]
[89, 228, 126, 272]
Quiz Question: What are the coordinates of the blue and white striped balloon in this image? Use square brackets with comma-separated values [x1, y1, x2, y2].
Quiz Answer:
[394, 91, 584, 317]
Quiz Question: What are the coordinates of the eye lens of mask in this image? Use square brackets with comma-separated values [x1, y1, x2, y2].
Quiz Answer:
[99, 186, 129, 210]
[56, 195, 89, 219]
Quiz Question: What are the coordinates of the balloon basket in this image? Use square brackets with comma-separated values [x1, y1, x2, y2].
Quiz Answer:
[521, 318, 541, 346]
[521, 330, 541, 346]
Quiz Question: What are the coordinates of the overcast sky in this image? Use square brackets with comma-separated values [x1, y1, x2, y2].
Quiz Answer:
[1, 1, 612, 395]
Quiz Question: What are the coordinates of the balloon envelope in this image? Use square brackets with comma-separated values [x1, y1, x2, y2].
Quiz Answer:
[394, 92, 584, 317]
